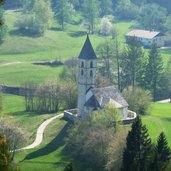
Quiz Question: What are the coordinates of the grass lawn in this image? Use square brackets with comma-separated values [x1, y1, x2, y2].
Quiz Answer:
[16, 117, 70, 171]
[142, 102, 171, 146]
[0, 9, 171, 171]
[0, 10, 170, 87]
[0, 63, 64, 86]
[1, 94, 58, 145]
[15, 102, 171, 171]
[1, 95, 171, 171]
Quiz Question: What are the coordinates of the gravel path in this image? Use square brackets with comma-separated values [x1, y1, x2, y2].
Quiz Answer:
[18, 113, 63, 151]
[157, 99, 171, 103]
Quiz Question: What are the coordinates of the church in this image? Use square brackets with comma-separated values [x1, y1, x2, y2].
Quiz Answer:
[77, 35, 129, 118]
[64, 35, 135, 122]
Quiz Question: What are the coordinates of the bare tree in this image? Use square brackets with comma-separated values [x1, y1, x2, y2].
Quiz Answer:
[0, 117, 26, 161]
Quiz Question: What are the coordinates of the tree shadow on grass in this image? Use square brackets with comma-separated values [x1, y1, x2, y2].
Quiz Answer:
[8, 111, 49, 117]
[49, 27, 63, 31]
[9, 29, 42, 38]
[23, 119, 72, 160]
[161, 117, 171, 123]
[67, 31, 86, 37]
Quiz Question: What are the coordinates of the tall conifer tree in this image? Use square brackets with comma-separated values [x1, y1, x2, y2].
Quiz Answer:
[149, 132, 171, 171]
[0, 0, 6, 43]
[121, 116, 151, 171]
[144, 43, 163, 101]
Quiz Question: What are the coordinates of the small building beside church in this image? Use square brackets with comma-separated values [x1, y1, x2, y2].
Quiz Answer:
[126, 29, 165, 47]
[84, 86, 129, 117]
[64, 35, 136, 122]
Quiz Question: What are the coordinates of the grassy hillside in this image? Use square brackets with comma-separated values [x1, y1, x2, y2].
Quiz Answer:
[14, 102, 171, 171]
[143, 103, 171, 146]
[0, 63, 64, 86]
[0, 9, 171, 171]
[1, 94, 57, 145]
[0, 10, 170, 86]
[0, 10, 134, 86]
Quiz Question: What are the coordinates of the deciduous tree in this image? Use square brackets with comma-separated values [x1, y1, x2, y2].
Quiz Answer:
[96, 39, 116, 82]
[55, 0, 73, 30]
[15, 0, 53, 36]
[99, 17, 112, 36]
[139, 3, 167, 31]
[82, 0, 99, 33]
[99, 0, 112, 16]
[123, 86, 152, 115]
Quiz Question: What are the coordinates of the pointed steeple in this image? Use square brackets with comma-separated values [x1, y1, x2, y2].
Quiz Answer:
[78, 35, 97, 60]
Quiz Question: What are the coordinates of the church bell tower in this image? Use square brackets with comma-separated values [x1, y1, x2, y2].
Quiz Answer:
[77, 35, 97, 118]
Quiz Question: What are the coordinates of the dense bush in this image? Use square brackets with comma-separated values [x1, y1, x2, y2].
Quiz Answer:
[66, 105, 128, 170]
[15, 0, 53, 36]
[123, 86, 152, 115]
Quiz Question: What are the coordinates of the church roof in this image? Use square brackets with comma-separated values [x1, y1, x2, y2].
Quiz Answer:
[84, 95, 100, 108]
[85, 86, 128, 108]
[78, 35, 97, 60]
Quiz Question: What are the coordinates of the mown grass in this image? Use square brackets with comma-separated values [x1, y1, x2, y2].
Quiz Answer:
[1, 94, 58, 145]
[1, 10, 170, 87]
[0, 63, 64, 86]
[0, 10, 133, 87]
[0, 9, 171, 171]
[142, 103, 171, 146]
[15, 102, 171, 171]
[16, 117, 70, 171]
[2, 94, 171, 171]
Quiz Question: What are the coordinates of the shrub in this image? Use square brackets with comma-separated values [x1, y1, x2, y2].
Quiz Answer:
[123, 86, 152, 115]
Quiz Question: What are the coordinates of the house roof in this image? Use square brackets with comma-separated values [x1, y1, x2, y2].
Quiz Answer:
[85, 86, 128, 108]
[126, 30, 161, 39]
[78, 35, 97, 60]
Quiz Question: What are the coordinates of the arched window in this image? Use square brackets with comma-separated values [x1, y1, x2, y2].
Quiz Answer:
[81, 69, 84, 76]
[81, 61, 84, 68]
[90, 70, 93, 77]
[90, 61, 93, 68]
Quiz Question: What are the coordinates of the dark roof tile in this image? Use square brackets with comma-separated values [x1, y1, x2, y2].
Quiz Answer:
[91, 86, 128, 108]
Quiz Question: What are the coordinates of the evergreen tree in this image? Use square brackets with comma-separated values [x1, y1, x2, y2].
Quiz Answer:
[149, 132, 171, 171]
[0, 0, 7, 44]
[63, 163, 73, 171]
[99, 0, 112, 16]
[0, 133, 20, 171]
[82, 0, 99, 33]
[120, 38, 145, 90]
[20, 0, 35, 12]
[0, 134, 10, 171]
[55, 0, 72, 30]
[144, 43, 163, 101]
[121, 116, 151, 171]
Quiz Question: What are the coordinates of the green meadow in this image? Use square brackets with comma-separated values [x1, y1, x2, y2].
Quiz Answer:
[0, 9, 171, 171]
[143, 103, 171, 146]
[2, 94, 171, 171]
[0, 10, 170, 87]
